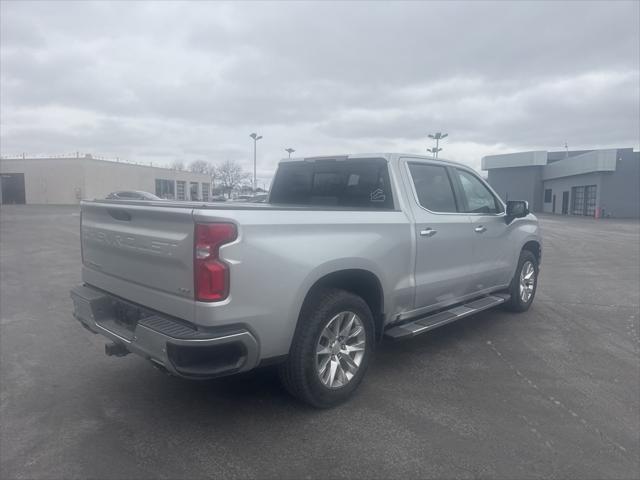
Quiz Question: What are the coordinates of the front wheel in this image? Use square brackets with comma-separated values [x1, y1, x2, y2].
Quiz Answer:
[503, 250, 538, 312]
[279, 288, 374, 408]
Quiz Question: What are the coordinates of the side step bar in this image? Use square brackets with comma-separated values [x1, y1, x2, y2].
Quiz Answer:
[384, 294, 510, 340]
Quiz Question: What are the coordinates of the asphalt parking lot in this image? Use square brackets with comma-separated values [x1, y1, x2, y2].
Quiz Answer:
[1, 205, 638, 479]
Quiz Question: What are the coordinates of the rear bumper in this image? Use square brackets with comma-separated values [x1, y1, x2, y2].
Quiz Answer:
[70, 285, 260, 378]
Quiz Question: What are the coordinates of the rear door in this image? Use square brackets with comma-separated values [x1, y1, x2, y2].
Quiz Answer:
[401, 159, 474, 311]
[452, 168, 512, 290]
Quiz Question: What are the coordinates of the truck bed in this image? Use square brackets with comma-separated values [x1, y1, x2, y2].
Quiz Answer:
[89, 199, 397, 211]
[80, 199, 414, 340]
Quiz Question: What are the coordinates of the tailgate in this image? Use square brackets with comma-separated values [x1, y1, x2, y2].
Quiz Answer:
[81, 201, 195, 304]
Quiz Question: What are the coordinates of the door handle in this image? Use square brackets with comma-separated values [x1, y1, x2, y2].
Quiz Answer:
[474, 225, 487, 233]
[420, 228, 437, 237]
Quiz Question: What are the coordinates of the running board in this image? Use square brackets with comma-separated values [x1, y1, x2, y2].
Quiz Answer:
[384, 294, 510, 340]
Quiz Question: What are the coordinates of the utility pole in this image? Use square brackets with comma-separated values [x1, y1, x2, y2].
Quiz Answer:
[285, 147, 295, 159]
[564, 141, 569, 158]
[427, 132, 448, 159]
[249, 132, 263, 192]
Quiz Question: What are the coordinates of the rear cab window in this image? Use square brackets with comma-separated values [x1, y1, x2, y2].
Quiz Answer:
[269, 158, 394, 209]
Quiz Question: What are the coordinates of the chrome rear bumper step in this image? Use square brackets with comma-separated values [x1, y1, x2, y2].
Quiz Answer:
[70, 284, 260, 378]
[384, 294, 509, 340]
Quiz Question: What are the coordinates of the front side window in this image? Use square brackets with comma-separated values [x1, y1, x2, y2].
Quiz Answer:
[408, 163, 458, 213]
[456, 169, 502, 214]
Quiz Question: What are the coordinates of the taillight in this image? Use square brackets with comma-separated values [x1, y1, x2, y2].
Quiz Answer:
[194, 223, 237, 301]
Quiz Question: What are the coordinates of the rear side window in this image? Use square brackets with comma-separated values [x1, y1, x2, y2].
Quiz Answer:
[408, 163, 458, 213]
[269, 159, 394, 209]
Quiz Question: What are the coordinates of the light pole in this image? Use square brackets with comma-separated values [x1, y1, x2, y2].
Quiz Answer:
[428, 132, 448, 159]
[285, 147, 295, 159]
[250, 132, 263, 192]
[427, 147, 442, 159]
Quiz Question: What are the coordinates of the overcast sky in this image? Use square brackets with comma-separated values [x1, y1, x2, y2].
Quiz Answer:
[1, 1, 638, 184]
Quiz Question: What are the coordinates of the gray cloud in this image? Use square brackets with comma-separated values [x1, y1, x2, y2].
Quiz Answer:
[1, 0, 638, 183]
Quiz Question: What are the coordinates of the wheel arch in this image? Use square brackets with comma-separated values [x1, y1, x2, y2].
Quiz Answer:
[296, 268, 385, 342]
[522, 239, 541, 264]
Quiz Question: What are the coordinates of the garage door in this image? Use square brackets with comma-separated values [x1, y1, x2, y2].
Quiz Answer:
[1, 173, 26, 204]
[585, 185, 597, 216]
[571, 184, 597, 216]
[571, 186, 584, 215]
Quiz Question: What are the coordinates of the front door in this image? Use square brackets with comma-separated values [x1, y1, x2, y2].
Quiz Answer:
[401, 160, 474, 311]
[552, 194, 556, 214]
[452, 168, 512, 290]
[562, 191, 569, 214]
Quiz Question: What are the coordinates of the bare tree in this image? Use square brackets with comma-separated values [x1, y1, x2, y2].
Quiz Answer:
[171, 159, 185, 171]
[214, 159, 250, 198]
[189, 160, 211, 174]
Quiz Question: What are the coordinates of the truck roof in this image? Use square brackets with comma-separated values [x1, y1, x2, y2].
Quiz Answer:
[279, 153, 469, 169]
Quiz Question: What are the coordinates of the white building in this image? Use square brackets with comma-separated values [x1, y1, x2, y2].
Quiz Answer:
[0, 154, 211, 205]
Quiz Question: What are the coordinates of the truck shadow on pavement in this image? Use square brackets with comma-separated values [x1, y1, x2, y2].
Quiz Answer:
[123, 307, 514, 416]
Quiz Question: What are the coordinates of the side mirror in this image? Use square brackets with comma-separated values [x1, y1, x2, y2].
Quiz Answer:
[506, 200, 529, 222]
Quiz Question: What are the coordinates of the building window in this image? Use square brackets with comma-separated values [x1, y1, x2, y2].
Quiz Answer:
[190, 182, 199, 201]
[544, 189, 552, 203]
[201, 183, 210, 201]
[155, 179, 175, 199]
[176, 181, 186, 200]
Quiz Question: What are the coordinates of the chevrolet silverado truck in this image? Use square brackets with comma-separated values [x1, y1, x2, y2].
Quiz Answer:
[71, 153, 541, 407]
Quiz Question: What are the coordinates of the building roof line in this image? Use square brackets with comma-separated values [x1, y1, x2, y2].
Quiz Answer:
[1, 153, 211, 176]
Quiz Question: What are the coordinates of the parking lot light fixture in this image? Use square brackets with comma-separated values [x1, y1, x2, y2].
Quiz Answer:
[427, 132, 448, 159]
[427, 147, 442, 159]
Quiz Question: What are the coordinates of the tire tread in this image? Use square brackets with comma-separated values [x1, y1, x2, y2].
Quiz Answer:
[503, 250, 538, 312]
[278, 288, 373, 408]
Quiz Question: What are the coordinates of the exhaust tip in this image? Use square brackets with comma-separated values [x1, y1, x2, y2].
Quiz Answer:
[105, 341, 130, 357]
[150, 359, 173, 376]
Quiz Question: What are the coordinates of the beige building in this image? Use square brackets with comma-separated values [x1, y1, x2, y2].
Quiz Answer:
[0, 154, 211, 205]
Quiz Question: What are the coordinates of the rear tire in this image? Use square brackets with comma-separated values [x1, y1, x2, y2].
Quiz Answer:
[503, 250, 538, 312]
[279, 288, 374, 408]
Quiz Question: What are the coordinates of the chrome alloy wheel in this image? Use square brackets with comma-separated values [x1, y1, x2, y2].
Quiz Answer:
[316, 311, 366, 389]
[519, 261, 536, 303]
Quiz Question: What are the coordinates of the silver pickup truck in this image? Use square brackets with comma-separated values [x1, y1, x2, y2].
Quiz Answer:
[71, 153, 541, 407]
